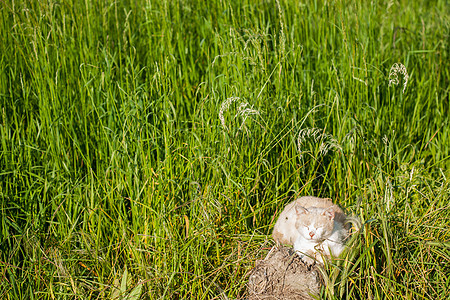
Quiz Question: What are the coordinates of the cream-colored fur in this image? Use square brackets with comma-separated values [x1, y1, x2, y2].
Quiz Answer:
[272, 196, 349, 265]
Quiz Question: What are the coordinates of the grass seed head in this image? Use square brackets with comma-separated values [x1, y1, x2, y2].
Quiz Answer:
[219, 97, 240, 130]
[219, 97, 260, 131]
[388, 63, 409, 93]
[297, 128, 342, 160]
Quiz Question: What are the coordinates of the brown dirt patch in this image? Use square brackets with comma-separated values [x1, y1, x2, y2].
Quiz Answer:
[247, 246, 323, 300]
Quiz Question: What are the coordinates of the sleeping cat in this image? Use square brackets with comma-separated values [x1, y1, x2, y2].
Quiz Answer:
[272, 196, 349, 265]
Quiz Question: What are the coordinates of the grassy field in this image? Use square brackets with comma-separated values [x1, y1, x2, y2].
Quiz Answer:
[1, 0, 449, 298]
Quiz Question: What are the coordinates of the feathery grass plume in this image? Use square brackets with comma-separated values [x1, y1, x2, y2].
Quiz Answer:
[384, 179, 394, 212]
[297, 128, 342, 160]
[275, 0, 286, 58]
[388, 63, 409, 93]
[237, 102, 260, 118]
[219, 97, 240, 130]
[219, 97, 260, 131]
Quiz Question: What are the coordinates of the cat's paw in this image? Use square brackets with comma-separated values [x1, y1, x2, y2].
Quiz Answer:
[315, 254, 324, 264]
[299, 254, 316, 265]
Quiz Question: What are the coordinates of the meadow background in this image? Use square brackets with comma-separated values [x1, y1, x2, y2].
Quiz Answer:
[1, 0, 449, 298]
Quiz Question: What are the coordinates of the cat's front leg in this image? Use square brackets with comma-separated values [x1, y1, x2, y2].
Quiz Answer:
[294, 238, 317, 265]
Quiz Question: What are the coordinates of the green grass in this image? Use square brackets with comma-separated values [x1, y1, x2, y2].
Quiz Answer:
[1, 0, 449, 298]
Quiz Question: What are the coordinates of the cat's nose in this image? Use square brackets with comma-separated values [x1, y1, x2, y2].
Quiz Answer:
[309, 232, 314, 238]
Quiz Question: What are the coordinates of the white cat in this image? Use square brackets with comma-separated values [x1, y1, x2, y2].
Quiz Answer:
[272, 196, 349, 265]
[293, 206, 349, 264]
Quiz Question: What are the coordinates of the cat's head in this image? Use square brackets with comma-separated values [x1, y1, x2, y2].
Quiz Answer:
[294, 205, 335, 242]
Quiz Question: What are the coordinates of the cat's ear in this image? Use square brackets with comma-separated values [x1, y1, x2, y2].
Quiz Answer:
[322, 208, 335, 220]
[295, 204, 308, 215]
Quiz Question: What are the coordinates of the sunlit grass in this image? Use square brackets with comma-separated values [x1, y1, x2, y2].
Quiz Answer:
[1, 0, 449, 299]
